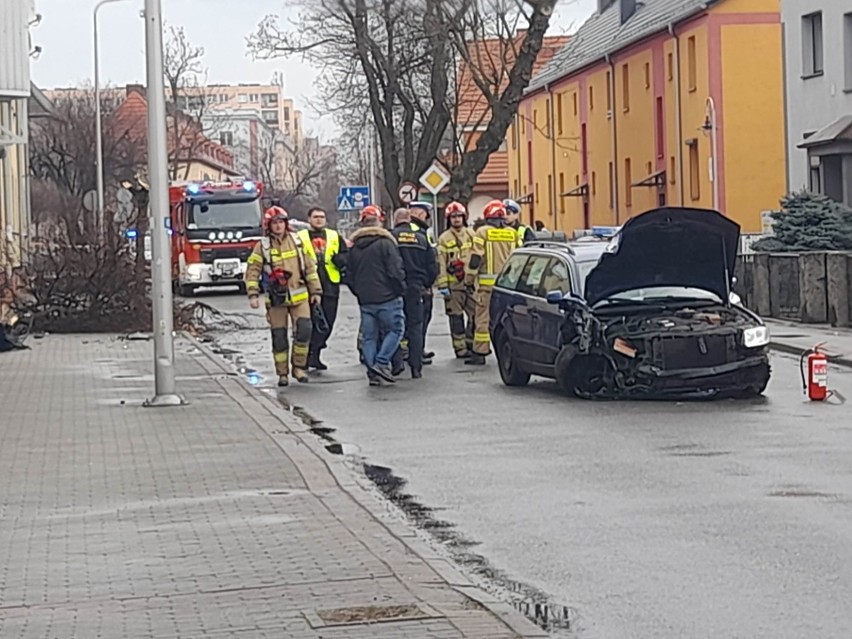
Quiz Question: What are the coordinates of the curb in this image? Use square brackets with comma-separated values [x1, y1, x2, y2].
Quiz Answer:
[183, 332, 547, 639]
[769, 341, 852, 369]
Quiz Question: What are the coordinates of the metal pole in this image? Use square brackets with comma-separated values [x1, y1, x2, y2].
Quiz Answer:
[143, 0, 182, 406]
[368, 125, 377, 207]
[706, 97, 719, 211]
[94, 0, 130, 240]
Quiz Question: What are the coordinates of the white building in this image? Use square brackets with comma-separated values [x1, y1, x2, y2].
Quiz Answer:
[783, 0, 852, 205]
[202, 110, 277, 183]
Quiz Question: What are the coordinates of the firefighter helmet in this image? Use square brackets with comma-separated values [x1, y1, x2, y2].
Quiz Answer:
[444, 201, 467, 219]
[359, 204, 385, 223]
[482, 199, 507, 219]
[263, 206, 288, 230]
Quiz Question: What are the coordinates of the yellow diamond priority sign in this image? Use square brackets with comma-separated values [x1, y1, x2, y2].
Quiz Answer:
[419, 162, 450, 195]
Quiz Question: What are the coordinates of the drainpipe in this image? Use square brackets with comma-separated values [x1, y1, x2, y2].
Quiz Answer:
[547, 83, 558, 229]
[668, 23, 685, 205]
[605, 53, 619, 223]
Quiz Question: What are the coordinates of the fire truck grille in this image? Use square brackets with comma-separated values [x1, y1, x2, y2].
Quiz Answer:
[200, 247, 253, 264]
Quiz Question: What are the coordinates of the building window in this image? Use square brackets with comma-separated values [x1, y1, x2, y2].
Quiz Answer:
[606, 71, 612, 112]
[521, 114, 525, 134]
[589, 85, 594, 111]
[511, 120, 518, 150]
[687, 36, 697, 91]
[533, 109, 538, 129]
[844, 13, 852, 89]
[608, 162, 614, 209]
[667, 52, 674, 81]
[655, 97, 665, 159]
[545, 99, 551, 135]
[624, 158, 632, 207]
[547, 174, 553, 213]
[802, 12, 824, 77]
[237, 94, 247, 103]
[535, 182, 540, 203]
[220, 131, 234, 146]
[644, 62, 651, 89]
[573, 91, 578, 116]
[556, 93, 564, 135]
[809, 165, 822, 193]
[250, 93, 259, 103]
[622, 64, 630, 112]
[670, 156, 677, 184]
[688, 140, 701, 200]
[559, 173, 565, 214]
[514, 179, 519, 197]
[591, 171, 597, 196]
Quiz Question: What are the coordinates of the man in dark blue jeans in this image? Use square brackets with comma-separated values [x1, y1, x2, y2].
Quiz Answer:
[346, 208, 406, 385]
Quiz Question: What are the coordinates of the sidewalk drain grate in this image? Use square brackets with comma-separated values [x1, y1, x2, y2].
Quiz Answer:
[304, 603, 441, 628]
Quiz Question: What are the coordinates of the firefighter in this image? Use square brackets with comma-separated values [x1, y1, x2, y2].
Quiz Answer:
[504, 198, 536, 246]
[436, 201, 476, 358]
[465, 199, 518, 365]
[245, 206, 322, 386]
[297, 206, 347, 371]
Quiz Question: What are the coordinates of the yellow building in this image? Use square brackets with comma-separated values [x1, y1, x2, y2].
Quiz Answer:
[508, 0, 786, 234]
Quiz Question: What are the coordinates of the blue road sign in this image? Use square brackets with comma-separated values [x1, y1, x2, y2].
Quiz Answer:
[337, 185, 371, 211]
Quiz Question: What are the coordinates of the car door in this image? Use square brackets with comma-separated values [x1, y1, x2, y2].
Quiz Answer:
[533, 257, 573, 367]
[508, 254, 551, 365]
[491, 252, 530, 341]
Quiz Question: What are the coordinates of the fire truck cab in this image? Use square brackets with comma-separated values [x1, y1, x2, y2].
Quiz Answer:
[169, 178, 264, 296]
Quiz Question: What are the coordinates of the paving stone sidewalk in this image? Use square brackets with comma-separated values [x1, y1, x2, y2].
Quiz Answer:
[0, 335, 543, 638]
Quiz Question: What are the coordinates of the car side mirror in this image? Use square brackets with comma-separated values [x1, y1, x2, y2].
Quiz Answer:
[546, 290, 564, 305]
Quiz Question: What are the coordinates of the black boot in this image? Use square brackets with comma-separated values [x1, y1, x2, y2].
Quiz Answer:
[465, 354, 486, 366]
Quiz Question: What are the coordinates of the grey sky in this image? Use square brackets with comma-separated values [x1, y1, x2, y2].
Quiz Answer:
[30, 0, 596, 136]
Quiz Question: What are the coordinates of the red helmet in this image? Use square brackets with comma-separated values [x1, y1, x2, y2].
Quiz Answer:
[359, 205, 385, 223]
[263, 206, 288, 231]
[482, 199, 507, 219]
[445, 201, 467, 219]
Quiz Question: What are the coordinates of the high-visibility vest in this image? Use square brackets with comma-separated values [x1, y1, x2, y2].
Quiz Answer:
[517, 224, 530, 247]
[410, 222, 436, 247]
[297, 228, 341, 284]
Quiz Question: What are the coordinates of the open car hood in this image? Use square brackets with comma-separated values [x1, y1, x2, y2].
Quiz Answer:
[584, 207, 740, 306]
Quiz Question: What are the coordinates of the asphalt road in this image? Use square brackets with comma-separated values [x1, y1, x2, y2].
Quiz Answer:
[191, 286, 852, 639]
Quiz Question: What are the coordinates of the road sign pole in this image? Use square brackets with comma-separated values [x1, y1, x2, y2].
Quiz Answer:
[143, 0, 182, 407]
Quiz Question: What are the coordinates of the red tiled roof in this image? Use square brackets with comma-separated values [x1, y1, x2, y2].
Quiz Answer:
[109, 87, 235, 172]
[456, 34, 570, 130]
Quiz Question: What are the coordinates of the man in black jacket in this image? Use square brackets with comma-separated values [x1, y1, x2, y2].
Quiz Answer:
[347, 209, 406, 385]
[391, 208, 437, 379]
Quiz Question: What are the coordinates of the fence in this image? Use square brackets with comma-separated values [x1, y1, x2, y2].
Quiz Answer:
[734, 252, 852, 326]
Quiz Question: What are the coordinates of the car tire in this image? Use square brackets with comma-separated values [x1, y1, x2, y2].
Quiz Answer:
[732, 362, 771, 398]
[495, 330, 530, 387]
[179, 284, 196, 298]
[237, 283, 247, 295]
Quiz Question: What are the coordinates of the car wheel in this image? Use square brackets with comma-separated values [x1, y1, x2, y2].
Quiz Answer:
[179, 284, 196, 298]
[495, 330, 530, 387]
[732, 363, 771, 398]
[237, 283, 247, 295]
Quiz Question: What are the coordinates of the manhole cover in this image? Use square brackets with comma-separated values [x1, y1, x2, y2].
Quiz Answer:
[305, 603, 440, 628]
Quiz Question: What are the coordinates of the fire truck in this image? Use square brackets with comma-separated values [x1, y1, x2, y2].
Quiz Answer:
[169, 178, 265, 296]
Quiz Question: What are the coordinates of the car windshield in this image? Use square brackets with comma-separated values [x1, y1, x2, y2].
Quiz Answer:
[188, 199, 261, 230]
[602, 286, 723, 304]
[576, 260, 598, 294]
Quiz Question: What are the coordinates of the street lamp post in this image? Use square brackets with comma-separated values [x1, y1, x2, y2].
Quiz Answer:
[703, 97, 719, 211]
[143, 0, 181, 406]
[94, 0, 130, 239]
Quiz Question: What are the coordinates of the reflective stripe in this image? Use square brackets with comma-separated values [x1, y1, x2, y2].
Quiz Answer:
[473, 236, 486, 245]
[478, 275, 496, 286]
[292, 344, 309, 355]
[435, 275, 451, 287]
[306, 273, 320, 282]
[460, 242, 472, 249]
[446, 240, 457, 248]
[486, 228, 517, 242]
[247, 253, 263, 265]
[274, 352, 289, 363]
[246, 280, 260, 288]
[282, 249, 298, 259]
[290, 287, 309, 303]
[474, 332, 491, 343]
[437, 245, 449, 254]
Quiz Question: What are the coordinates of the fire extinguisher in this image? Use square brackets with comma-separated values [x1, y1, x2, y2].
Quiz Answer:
[800, 343, 829, 401]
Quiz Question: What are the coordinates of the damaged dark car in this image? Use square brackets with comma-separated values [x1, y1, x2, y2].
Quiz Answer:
[489, 207, 771, 399]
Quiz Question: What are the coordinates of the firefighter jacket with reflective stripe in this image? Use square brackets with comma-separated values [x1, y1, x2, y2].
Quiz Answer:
[465, 221, 517, 289]
[436, 226, 475, 290]
[296, 228, 342, 284]
[245, 232, 321, 305]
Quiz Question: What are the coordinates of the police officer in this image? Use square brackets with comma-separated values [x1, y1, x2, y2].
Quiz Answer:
[298, 206, 347, 371]
[436, 201, 476, 358]
[504, 198, 536, 246]
[245, 206, 322, 386]
[465, 200, 518, 366]
[392, 207, 437, 379]
[409, 201, 437, 362]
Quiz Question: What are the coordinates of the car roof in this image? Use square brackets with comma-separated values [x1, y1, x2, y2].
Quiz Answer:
[515, 240, 608, 263]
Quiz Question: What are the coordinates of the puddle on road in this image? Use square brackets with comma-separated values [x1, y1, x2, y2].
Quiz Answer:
[363, 463, 577, 635]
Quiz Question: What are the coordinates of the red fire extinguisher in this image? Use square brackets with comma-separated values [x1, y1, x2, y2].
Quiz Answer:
[800, 343, 828, 401]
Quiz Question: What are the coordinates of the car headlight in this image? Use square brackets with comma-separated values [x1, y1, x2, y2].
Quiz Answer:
[743, 325, 769, 348]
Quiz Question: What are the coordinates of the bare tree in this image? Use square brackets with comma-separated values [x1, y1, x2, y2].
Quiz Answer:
[249, 0, 559, 207]
[258, 135, 339, 217]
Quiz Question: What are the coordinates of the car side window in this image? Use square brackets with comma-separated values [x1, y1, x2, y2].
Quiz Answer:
[515, 255, 550, 296]
[496, 254, 529, 290]
[538, 258, 572, 296]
